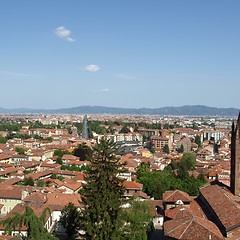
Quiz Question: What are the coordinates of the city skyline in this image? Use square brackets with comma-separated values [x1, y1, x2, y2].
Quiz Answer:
[0, 1, 239, 109]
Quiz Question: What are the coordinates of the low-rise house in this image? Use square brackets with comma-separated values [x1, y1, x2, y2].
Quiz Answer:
[0, 154, 12, 164]
[58, 181, 82, 194]
[0, 186, 30, 215]
[39, 161, 61, 171]
[123, 181, 150, 200]
[163, 190, 192, 210]
[62, 154, 79, 164]
[0, 166, 17, 178]
[11, 154, 29, 166]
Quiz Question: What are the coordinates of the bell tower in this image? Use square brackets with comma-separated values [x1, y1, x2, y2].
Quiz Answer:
[231, 113, 240, 195]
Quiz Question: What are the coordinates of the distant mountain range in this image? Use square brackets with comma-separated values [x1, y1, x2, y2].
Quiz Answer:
[0, 105, 239, 116]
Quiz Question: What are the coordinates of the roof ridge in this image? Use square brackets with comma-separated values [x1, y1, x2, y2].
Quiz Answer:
[220, 187, 240, 210]
[193, 216, 218, 234]
[179, 217, 194, 238]
[167, 216, 192, 234]
[166, 189, 178, 200]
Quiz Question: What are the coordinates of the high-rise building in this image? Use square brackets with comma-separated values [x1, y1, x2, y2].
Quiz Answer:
[82, 115, 90, 139]
[230, 113, 240, 196]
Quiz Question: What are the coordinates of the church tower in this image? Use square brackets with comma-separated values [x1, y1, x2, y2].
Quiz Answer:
[230, 113, 240, 196]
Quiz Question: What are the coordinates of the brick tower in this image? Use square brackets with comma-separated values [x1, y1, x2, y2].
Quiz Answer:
[231, 113, 240, 196]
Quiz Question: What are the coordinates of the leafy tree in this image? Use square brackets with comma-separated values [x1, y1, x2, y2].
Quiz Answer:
[51, 173, 64, 181]
[0, 136, 6, 143]
[59, 202, 81, 238]
[15, 147, 25, 155]
[163, 144, 170, 154]
[179, 153, 196, 172]
[79, 138, 125, 239]
[0, 122, 22, 131]
[53, 149, 71, 158]
[56, 157, 63, 165]
[73, 142, 92, 161]
[192, 122, 199, 130]
[119, 125, 130, 133]
[89, 121, 106, 135]
[138, 160, 206, 199]
[197, 171, 206, 182]
[1, 206, 56, 240]
[177, 153, 196, 179]
[117, 201, 152, 240]
[37, 179, 45, 187]
[136, 162, 150, 177]
[23, 177, 34, 186]
[163, 123, 174, 129]
[45, 137, 53, 142]
[148, 140, 155, 154]
[194, 135, 202, 148]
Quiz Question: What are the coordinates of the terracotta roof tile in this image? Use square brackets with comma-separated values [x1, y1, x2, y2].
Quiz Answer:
[163, 190, 192, 203]
[164, 215, 224, 240]
[200, 184, 240, 230]
[123, 181, 143, 190]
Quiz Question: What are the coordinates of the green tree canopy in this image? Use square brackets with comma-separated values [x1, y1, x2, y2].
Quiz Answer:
[59, 202, 81, 238]
[117, 201, 152, 240]
[79, 138, 125, 240]
[119, 125, 131, 133]
[15, 147, 25, 155]
[163, 144, 170, 154]
[1, 206, 56, 240]
[73, 142, 92, 161]
[23, 177, 34, 186]
[53, 149, 71, 158]
[136, 162, 150, 177]
[194, 135, 202, 148]
[0, 136, 6, 144]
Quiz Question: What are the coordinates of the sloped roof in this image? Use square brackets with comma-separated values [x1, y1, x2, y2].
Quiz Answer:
[24, 192, 47, 203]
[200, 184, 240, 230]
[163, 190, 192, 203]
[46, 192, 82, 207]
[123, 181, 143, 190]
[165, 205, 194, 219]
[164, 215, 224, 240]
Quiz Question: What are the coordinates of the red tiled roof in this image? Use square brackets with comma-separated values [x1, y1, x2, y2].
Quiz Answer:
[165, 205, 194, 219]
[123, 181, 143, 190]
[62, 154, 79, 160]
[200, 184, 240, 230]
[163, 190, 192, 203]
[164, 215, 224, 240]
[46, 192, 82, 207]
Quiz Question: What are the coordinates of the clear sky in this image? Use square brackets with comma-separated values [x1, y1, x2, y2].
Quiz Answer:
[0, 1, 239, 109]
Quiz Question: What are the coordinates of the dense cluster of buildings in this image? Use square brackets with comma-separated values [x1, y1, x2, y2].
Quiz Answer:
[0, 113, 238, 239]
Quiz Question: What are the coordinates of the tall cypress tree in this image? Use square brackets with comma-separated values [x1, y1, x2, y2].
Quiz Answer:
[80, 138, 125, 240]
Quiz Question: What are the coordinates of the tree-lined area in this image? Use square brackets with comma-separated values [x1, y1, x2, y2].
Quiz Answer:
[0, 139, 207, 239]
[137, 153, 206, 199]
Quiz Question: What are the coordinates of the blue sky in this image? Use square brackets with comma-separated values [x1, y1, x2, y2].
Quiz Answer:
[0, 1, 239, 109]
